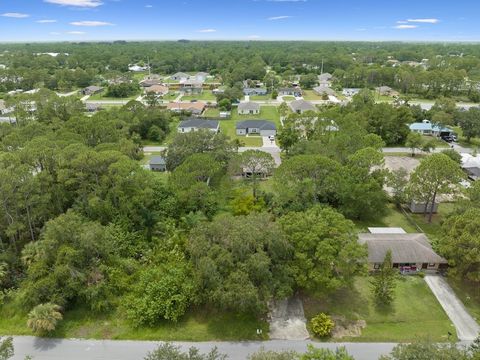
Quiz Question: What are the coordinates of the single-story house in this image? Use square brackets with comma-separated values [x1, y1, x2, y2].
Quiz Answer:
[313, 86, 336, 97]
[409, 120, 454, 137]
[170, 72, 190, 81]
[219, 111, 231, 119]
[85, 103, 103, 112]
[318, 73, 333, 82]
[212, 88, 225, 95]
[358, 232, 448, 272]
[278, 87, 302, 97]
[342, 88, 361, 97]
[179, 79, 203, 94]
[243, 88, 268, 96]
[149, 156, 167, 172]
[166, 102, 206, 115]
[145, 84, 169, 96]
[140, 79, 163, 88]
[177, 118, 220, 133]
[238, 101, 260, 115]
[236, 120, 276, 136]
[376, 86, 399, 97]
[81, 86, 103, 95]
[289, 99, 316, 114]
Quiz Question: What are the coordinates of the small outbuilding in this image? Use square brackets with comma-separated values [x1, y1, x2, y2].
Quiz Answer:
[149, 156, 167, 172]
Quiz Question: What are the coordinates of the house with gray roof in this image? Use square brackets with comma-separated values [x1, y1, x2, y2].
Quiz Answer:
[149, 156, 167, 172]
[178, 118, 219, 133]
[236, 120, 276, 136]
[243, 88, 268, 96]
[238, 101, 260, 115]
[81, 85, 103, 95]
[289, 99, 316, 114]
[318, 73, 333, 82]
[358, 232, 448, 272]
[278, 87, 302, 97]
[170, 72, 189, 81]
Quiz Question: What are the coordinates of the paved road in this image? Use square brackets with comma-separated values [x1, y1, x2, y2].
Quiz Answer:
[382, 143, 472, 155]
[11, 336, 397, 360]
[425, 275, 480, 341]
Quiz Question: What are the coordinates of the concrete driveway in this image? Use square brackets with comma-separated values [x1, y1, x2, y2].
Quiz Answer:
[269, 297, 309, 340]
[424, 275, 480, 341]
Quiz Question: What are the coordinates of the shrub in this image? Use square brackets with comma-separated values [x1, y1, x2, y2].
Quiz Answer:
[310, 313, 334, 337]
[27, 303, 63, 334]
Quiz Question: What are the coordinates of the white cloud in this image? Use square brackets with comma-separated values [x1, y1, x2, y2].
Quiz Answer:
[1, 12, 30, 18]
[44, 0, 103, 7]
[145, 4, 153, 8]
[394, 24, 418, 29]
[407, 18, 440, 24]
[67, 31, 86, 34]
[355, 28, 367, 32]
[37, 19, 57, 23]
[50, 32, 61, 35]
[396, 20, 408, 24]
[70, 20, 113, 26]
[267, 15, 292, 20]
[197, 29, 217, 33]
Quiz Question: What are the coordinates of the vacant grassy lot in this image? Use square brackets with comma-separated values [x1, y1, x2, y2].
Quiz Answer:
[282, 96, 296, 101]
[250, 95, 271, 101]
[303, 90, 326, 101]
[181, 91, 216, 101]
[354, 204, 418, 233]
[89, 90, 141, 101]
[0, 302, 267, 341]
[303, 276, 456, 342]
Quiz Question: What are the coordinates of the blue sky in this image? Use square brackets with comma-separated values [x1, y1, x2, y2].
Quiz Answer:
[0, 0, 479, 42]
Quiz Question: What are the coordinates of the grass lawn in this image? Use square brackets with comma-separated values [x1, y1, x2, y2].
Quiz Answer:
[203, 108, 220, 117]
[250, 95, 272, 101]
[159, 92, 178, 101]
[421, 135, 449, 148]
[217, 106, 281, 147]
[0, 302, 268, 341]
[303, 276, 456, 342]
[452, 126, 480, 149]
[303, 90, 326, 101]
[353, 204, 418, 233]
[447, 277, 480, 322]
[409, 203, 455, 242]
[282, 96, 296, 101]
[89, 90, 141, 101]
[181, 91, 216, 101]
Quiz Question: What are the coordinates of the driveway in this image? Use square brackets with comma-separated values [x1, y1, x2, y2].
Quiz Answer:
[11, 336, 397, 360]
[269, 297, 309, 340]
[424, 275, 480, 341]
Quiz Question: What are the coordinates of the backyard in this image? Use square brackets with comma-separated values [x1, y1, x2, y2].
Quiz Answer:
[303, 276, 457, 342]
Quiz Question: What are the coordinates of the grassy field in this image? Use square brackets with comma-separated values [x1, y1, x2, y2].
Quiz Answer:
[353, 204, 418, 233]
[421, 135, 449, 148]
[409, 203, 455, 242]
[0, 302, 268, 341]
[250, 95, 272, 101]
[303, 90, 326, 101]
[282, 96, 296, 101]
[181, 91, 216, 101]
[303, 276, 456, 342]
[203, 108, 220, 117]
[447, 277, 480, 322]
[89, 90, 141, 101]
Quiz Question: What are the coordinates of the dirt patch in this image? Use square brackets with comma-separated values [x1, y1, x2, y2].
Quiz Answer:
[268, 297, 309, 340]
[384, 156, 420, 176]
[331, 316, 366, 339]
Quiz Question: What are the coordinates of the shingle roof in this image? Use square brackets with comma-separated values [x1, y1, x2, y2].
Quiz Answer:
[289, 99, 316, 112]
[318, 73, 333, 82]
[358, 233, 448, 264]
[178, 118, 219, 130]
[150, 156, 166, 165]
[313, 86, 336, 96]
[236, 120, 276, 130]
[238, 101, 260, 112]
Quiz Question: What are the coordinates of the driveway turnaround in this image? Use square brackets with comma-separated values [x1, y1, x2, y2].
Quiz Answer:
[11, 336, 397, 360]
[425, 275, 480, 341]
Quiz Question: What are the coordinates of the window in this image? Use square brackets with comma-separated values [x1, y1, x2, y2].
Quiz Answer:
[428, 263, 435, 267]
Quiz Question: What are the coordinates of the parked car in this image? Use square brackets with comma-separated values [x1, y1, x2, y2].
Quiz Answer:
[441, 135, 454, 143]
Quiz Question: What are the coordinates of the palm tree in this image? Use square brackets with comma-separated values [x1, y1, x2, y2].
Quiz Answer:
[27, 303, 63, 334]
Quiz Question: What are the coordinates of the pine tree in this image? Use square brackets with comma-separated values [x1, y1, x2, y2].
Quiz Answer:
[371, 250, 397, 306]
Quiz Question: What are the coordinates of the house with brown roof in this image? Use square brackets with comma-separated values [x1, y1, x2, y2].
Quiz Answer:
[358, 231, 448, 272]
[166, 102, 206, 115]
[145, 84, 169, 96]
